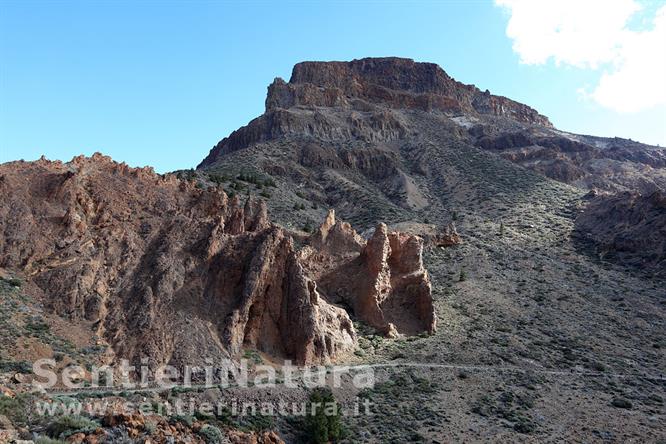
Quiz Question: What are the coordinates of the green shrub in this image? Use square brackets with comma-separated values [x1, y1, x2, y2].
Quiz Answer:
[25, 318, 50, 334]
[238, 413, 274, 432]
[0, 360, 32, 373]
[2, 277, 22, 287]
[513, 418, 536, 434]
[194, 410, 214, 421]
[198, 424, 225, 443]
[611, 398, 632, 409]
[459, 269, 467, 282]
[46, 415, 99, 439]
[208, 173, 228, 185]
[305, 388, 343, 444]
[0, 394, 30, 425]
[169, 414, 194, 427]
[144, 420, 157, 435]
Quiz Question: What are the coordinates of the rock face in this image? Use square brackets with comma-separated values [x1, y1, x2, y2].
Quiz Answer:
[0, 155, 436, 368]
[303, 210, 436, 336]
[575, 190, 666, 275]
[473, 128, 666, 193]
[427, 223, 462, 248]
[199, 57, 551, 166]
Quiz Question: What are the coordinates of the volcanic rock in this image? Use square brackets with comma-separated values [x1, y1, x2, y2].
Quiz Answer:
[0, 155, 436, 368]
[200, 57, 551, 166]
[302, 210, 436, 336]
[575, 190, 666, 275]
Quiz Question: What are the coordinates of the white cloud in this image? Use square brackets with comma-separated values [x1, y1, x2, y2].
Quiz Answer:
[592, 6, 666, 112]
[496, 0, 666, 113]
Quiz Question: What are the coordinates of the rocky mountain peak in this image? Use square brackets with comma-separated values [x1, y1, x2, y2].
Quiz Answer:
[199, 58, 552, 168]
[265, 57, 551, 125]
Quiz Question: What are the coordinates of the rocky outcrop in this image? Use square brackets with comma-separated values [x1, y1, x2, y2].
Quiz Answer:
[302, 210, 436, 336]
[426, 223, 462, 248]
[473, 129, 666, 192]
[0, 414, 18, 443]
[575, 190, 666, 275]
[198, 57, 666, 216]
[0, 156, 436, 368]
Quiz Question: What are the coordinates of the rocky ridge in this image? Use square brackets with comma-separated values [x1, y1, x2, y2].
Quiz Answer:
[0, 154, 437, 370]
[473, 127, 666, 193]
[200, 58, 665, 200]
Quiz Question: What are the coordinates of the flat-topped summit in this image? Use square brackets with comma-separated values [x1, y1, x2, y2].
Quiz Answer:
[266, 57, 551, 125]
[200, 57, 552, 168]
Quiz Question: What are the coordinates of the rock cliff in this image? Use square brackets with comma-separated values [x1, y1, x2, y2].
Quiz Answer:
[199, 57, 551, 166]
[0, 154, 437, 369]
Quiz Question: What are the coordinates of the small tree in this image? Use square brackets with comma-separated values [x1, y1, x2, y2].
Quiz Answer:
[459, 268, 467, 282]
[305, 388, 343, 444]
[499, 221, 505, 236]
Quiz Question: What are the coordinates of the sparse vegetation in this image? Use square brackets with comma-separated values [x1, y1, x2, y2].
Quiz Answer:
[242, 348, 263, 364]
[0, 360, 32, 373]
[236, 171, 276, 188]
[1, 58, 665, 444]
[0, 393, 32, 425]
[35, 438, 68, 444]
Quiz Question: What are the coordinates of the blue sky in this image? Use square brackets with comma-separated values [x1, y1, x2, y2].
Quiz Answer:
[1, 0, 665, 172]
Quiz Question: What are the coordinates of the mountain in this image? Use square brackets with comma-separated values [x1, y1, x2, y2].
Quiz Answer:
[197, 57, 665, 271]
[200, 57, 665, 195]
[0, 58, 664, 443]
[192, 58, 666, 441]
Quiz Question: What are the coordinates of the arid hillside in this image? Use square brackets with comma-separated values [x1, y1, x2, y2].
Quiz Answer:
[0, 58, 664, 443]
